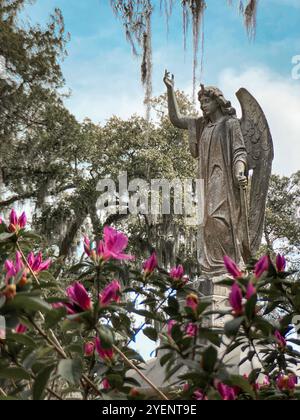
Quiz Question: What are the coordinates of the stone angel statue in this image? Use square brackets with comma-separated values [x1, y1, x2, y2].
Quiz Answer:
[164, 71, 274, 276]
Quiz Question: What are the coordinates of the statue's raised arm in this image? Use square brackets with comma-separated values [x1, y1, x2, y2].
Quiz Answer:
[163, 70, 189, 130]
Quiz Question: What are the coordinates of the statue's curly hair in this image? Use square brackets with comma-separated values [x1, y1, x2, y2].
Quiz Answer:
[198, 84, 237, 117]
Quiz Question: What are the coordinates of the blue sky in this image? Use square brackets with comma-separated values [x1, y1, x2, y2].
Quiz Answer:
[21, 0, 300, 359]
[22, 0, 300, 177]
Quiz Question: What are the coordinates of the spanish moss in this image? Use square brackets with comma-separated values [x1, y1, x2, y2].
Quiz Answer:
[244, 0, 258, 39]
[110, 0, 259, 118]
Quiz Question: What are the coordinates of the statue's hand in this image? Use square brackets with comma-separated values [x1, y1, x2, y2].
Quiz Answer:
[164, 70, 174, 89]
[236, 171, 248, 189]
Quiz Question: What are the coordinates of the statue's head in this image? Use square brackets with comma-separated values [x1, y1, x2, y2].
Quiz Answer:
[198, 85, 236, 119]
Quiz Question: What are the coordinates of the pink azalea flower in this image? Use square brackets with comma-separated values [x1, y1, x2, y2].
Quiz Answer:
[95, 337, 114, 361]
[217, 383, 238, 401]
[185, 293, 199, 312]
[229, 283, 243, 316]
[170, 265, 184, 280]
[103, 226, 134, 261]
[186, 323, 198, 337]
[84, 341, 95, 357]
[274, 330, 287, 349]
[254, 255, 269, 278]
[223, 256, 242, 279]
[143, 252, 158, 275]
[66, 282, 92, 312]
[15, 324, 27, 334]
[99, 280, 121, 306]
[27, 252, 51, 274]
[83, 227, 134, 263]
[167, 320, 177, 336]
[8, 210, 27, 232]
[276, 254, 286, 273]
[276, 374, 298, 391]
[4, 252, 25, 284]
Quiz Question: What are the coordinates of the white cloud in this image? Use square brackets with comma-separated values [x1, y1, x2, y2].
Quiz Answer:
[219, 67, 300, 176]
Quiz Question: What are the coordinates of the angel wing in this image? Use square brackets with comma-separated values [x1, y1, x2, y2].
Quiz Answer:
[236, 88, 274, 255]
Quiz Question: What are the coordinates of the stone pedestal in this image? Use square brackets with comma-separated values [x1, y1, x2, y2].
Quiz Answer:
[196, 274, 231, 328]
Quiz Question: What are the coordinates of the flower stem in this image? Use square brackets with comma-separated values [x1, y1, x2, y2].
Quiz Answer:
[112, 343, 169, 400]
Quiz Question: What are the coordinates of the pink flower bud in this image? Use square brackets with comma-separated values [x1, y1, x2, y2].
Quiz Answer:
[185, 293, 199, 312]
[84, 341, 95, 357]
[229, 283, 243, 316]
[254, 255, 269, 278]
[276, 254, 286, 273]
[276, 374, 297, 391]
[275, 330, 287, 349]
[224, 256, 242, 279]
[143, 252, 158, 275]
[15, 324, 27, 334]
[170, 265, 184, 280]
[186, 323, 198, 337]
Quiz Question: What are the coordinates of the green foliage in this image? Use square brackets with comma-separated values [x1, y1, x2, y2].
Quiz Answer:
[0, 213, 299, 400]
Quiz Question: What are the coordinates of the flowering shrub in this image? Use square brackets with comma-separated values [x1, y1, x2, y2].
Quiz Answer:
[0, 210, 299, 400]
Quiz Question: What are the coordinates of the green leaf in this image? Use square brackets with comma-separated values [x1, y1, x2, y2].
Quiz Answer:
[168, 296, 179, 313]
[22, 232, 41, 242]
[202, 346, 218, 373]
[224, 316, 244, 337]
[160, 352, 173, 367]
[123, 348, 145, 363]
[33, 365, 56, 400]
[58, 359, 82, 385]
[45, 307, 66, 329]
[6, 295, 52, 314]
[198, 329, 221, 347]
[245, 294, 257, 321]
[0, 367, 31, 381]
[106, 374, 123, 389]
[143, 327, 158, 342]
[171, 324, 183, 342]
[7, 332, 37, 349]
[0, 232, 15, 242]
[98, 325, 114, 349]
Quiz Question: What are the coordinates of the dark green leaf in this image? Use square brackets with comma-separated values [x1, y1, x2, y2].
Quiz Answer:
[224, 317, 244, 337]
[33, 365, 56, 400]
[143, 327, 158, 342]
[0, 367, 31, 381]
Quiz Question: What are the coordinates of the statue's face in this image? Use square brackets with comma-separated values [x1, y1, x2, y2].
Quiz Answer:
[200, 95, 219, 118]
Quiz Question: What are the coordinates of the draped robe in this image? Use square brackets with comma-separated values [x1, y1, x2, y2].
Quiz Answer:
[187, 116, 247, 275]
